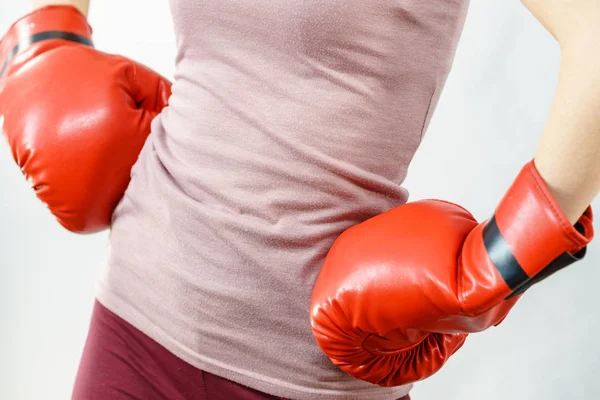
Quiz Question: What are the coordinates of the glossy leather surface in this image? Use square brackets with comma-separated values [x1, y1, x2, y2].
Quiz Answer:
[0, 6, 172, 232]
[310, 161, 593, 386]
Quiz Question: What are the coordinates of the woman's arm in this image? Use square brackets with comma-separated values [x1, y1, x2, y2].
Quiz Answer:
[535, 49, 600, 225]
[32, 0, 89, 16]
[523, 0, 600, 224]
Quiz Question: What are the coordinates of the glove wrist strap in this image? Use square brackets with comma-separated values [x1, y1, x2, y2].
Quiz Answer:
[0, 5, 93, 78]
[478, 160, 594, 301]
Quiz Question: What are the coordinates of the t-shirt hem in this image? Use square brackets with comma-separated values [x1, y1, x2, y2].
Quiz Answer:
[95, 287, 412, 400]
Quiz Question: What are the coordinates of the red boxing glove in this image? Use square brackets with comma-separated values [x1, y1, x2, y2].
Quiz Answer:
[0, 6, 172, 233]
[310, 160, 593, 386]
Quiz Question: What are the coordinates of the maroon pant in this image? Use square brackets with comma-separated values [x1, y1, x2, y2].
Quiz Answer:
[72, 301, 410, 400]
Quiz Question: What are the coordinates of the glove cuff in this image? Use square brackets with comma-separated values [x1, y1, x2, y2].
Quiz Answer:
[482, 160, 593, 300]
[0, 5, 93, 78]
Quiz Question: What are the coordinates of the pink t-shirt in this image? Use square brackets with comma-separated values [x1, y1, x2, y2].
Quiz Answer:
[97, 1, 469, 399]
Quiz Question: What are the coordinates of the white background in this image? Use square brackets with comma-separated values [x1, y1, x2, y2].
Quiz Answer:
[0, 1, 598, 399]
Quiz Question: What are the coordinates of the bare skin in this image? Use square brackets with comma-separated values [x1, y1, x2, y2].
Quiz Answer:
[33, 0, 89, 16]
[523, 0, 600, 223]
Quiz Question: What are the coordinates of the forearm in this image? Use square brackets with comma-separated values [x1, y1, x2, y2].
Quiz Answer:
[32, 0, 89, 16]
[534, 47, 600, 224]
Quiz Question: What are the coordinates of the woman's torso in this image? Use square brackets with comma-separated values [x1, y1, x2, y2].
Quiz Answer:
[98, 1, 469, 399]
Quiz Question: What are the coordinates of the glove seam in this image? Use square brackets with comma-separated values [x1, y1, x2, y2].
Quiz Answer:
[424, 198, 476, 220]
[131, 61, 140, 101]
[456, 251, 467, 314]
[360, 332, 429, 356]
